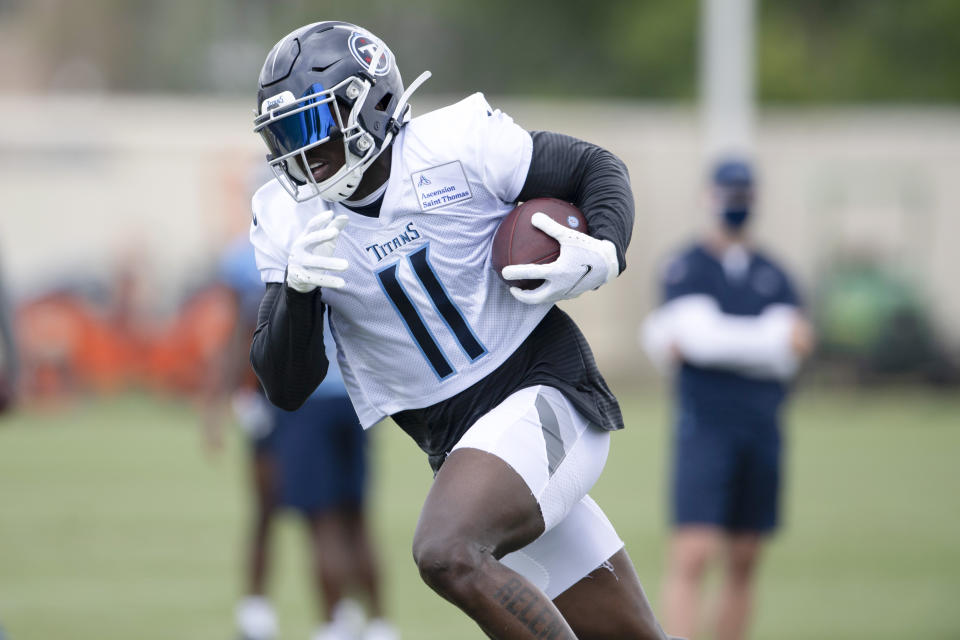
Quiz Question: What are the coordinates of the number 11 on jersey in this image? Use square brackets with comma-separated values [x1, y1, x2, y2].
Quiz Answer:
[376, 244, 487, 380]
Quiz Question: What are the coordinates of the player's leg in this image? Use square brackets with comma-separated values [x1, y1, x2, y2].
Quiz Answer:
[509, 493, 665, 639]
[414, 446, 575, 638]
[554, 548, 665, 639]
[329, 411, 389, 626]
[713, 425, 780, 640]
[714, 533, 763, 640]
[329, 504, 398, 640]
[336, 506, 388, 620]
[662, 418, 736, 639]
[412, 385, 620, 639]
[662, 526, 721, 639]
[308, 508, 369, 639]
[309, 507, 390, 634]
[280, 395, 362, 636]
[301, 394, 398, 640]
[247, 446, 279, 595]
[310, 510, 351, 620]
[237, 437, 280, 640]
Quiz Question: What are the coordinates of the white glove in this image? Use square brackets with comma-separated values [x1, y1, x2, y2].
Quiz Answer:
[502, 211, 620, 305]
[286, 210, 350, 292]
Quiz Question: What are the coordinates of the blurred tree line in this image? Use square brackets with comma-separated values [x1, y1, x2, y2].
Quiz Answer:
[2, 0, 958, 102]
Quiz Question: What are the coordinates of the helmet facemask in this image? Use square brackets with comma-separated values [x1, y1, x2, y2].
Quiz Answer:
[253, 21, 432, 204]
[254, 76, 379, 203]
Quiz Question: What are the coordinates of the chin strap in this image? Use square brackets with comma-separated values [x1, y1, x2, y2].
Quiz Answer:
[356, 70, 432, 176]
[315, 70, 432, 202]
[385, 70, 432, 137]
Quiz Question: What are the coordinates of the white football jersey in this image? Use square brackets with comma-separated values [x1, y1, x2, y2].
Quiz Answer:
[250, 93, 552, 428]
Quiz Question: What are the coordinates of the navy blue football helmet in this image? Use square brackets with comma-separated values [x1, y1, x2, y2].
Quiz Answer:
[254, 22, 430, 202]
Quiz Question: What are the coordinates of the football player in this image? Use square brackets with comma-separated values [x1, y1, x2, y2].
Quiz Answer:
[249, 22, 670, 639]
[208, 234, 396, 640]
[641, 159, 813, 640]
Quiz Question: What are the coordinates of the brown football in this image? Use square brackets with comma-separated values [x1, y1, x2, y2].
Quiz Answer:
[491, 198, 588, 290]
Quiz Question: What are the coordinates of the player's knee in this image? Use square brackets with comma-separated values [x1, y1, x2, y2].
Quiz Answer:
[670, 532, 717, 578]
[727, 550, 760, 584]
[412, 535, 485, 598]
[672, 547, 711, 581]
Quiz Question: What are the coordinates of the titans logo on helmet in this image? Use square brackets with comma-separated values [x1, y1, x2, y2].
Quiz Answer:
[348, 31, 392, 76]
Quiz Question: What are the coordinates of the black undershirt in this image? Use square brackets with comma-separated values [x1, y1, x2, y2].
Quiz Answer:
[519, 131, 633, 273]
[394, 306, 622, 472]
[250, 130, 634, 470]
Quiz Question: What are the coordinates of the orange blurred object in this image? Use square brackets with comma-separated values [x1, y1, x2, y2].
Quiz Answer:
[16, 286, 237, 401]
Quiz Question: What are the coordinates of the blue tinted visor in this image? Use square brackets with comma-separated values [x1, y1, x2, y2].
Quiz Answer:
[258, 85, 338, 157]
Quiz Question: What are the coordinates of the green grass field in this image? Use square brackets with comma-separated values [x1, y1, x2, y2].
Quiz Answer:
[1, 387, 958, 639]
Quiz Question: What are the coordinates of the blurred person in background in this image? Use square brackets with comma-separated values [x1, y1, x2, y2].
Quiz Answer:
[204, 232, 396, 640]
[249, 20, 671, 640]
[0, 252, 19, 414]
[640, 159, 814, 640]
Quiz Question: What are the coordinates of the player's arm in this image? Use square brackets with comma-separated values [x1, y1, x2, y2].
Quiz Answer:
[517, 131, 633, 274]
[643, 295, 808, 380]
[249, 282, 330, 411]
[249, 209, 350, 410]
[641, 253, 812, 380]
[501, 132, 633, 305]
[667, 260, 814, 379]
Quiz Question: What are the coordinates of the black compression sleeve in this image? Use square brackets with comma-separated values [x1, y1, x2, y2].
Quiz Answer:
[517, 131, 634, 273]
[249, 281, 330, 411]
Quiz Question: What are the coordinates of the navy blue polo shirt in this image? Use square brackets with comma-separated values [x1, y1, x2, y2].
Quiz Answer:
[661, 243, 801, 428]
